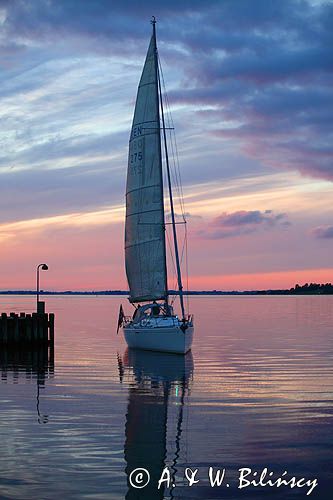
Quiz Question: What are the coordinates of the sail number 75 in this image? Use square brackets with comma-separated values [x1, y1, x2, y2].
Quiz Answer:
[129, 138, 144, 175]
[130, 151, 143, 163]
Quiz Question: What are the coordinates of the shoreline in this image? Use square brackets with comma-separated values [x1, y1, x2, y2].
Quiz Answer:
[0, 290, 332, 296]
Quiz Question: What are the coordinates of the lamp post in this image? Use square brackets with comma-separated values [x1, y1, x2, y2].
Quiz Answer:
[36, 263, 48, 312]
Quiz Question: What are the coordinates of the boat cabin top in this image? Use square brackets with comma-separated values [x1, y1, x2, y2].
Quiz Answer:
[132, 302, 175, 322]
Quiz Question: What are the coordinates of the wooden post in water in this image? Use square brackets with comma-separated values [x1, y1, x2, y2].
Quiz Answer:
[14, 315, 19, 343]
[0, 310, 54, 346]
[43, 313, 48, 343]
[0, 314, 4, 343]
[38, 315, 43, 342]
[26, 314, 32, 343]
[1, 314, 8, 343]
[32, 313, 38, 343]
[18, 316, 25, 343]
[8, 314, 15, 344]
[49, 313, 55, 344]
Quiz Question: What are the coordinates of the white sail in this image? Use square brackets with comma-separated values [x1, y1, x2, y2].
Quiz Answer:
[125, 34, 167, 303]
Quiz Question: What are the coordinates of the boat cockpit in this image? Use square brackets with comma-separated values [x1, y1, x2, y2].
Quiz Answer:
[132, 302, 175, 323]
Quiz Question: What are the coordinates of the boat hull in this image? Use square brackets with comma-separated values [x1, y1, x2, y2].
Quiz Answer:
[123, 325, 194, 354]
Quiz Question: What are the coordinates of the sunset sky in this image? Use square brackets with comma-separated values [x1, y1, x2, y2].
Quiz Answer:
[0, 0, 332, 291]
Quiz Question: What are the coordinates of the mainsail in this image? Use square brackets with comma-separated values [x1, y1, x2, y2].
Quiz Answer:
[125, 33, 167, 303]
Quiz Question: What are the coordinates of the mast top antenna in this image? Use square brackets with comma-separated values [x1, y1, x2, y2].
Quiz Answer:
[151, 16, 156, 25]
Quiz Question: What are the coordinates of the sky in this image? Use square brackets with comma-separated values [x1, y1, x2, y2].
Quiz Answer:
[0, 0, 332, 291]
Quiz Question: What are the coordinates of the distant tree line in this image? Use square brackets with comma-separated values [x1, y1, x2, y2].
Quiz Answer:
[257, 283, 333, 295]
[289, 283, 333, 294]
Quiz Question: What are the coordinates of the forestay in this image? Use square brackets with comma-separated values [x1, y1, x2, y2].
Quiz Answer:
[125, 34, 167, 303]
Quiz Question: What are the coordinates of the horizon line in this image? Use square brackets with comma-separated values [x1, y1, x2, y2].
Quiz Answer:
[0, 283, 332, 296]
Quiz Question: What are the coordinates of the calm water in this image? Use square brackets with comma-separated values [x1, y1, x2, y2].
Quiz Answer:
[0, 295, 332, 499]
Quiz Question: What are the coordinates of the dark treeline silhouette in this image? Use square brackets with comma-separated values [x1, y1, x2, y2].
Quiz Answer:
[289, 282, 333, 294]
[255, 283, 333, 295]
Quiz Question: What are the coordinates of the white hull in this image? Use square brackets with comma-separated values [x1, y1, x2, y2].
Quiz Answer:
[123, 323, 194, 354]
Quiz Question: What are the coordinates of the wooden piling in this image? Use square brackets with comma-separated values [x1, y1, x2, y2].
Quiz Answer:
[43, 314, 48, 343]
[0, 311, 55, 346]
[0, 315, 3, 343]
[1, 314, 8, 343]
[18, 316, 25, 342]
[49, 313, 55, 343]
[14, 315, 19, 343]
[37, 315, 43, 342]
[32, 313, 38, 342]
[26, 314, 32, 342]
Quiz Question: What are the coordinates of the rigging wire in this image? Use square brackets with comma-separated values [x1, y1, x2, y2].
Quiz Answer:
[165, 225, 178, 305]
[158, 53, 190, 313]
[159, 61, 186, 219]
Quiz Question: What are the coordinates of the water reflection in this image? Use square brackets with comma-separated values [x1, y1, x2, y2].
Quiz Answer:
[119, 349, 194, 499]
[0, 296, 331, 499]
[0, 346, 54, 424]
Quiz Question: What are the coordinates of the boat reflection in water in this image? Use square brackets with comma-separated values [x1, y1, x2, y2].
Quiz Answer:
[118, 349, 194, 499]
[0, 346, 54, 424]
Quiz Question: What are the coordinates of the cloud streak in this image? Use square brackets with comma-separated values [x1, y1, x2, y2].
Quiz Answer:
[197, 210, 290, 239]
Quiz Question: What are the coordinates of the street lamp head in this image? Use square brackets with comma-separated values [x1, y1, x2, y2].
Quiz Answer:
[37, 263, 48, 271]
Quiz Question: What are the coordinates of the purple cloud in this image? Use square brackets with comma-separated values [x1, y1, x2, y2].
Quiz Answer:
[168, 1, 333, 182]
[197, 210, 290, 239]
[311, 225, 333, 239]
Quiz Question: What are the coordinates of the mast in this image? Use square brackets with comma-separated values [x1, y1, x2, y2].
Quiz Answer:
[154, 19, 186, 320]
[151, 16, 169, 305]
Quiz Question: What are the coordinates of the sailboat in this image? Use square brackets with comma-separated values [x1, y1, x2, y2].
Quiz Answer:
[121, 18, 194, 354]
